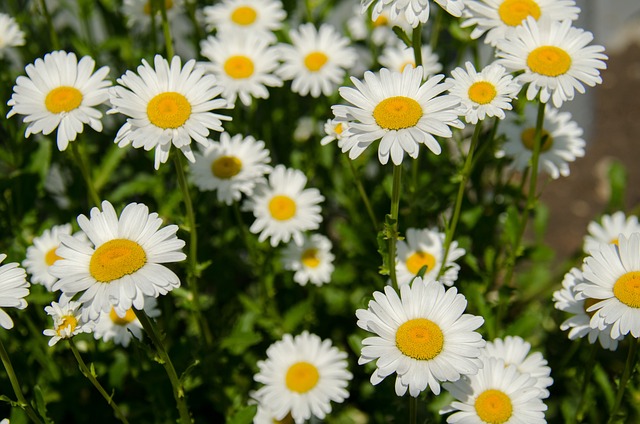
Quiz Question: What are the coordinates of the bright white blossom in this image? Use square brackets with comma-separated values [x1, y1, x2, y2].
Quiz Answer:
[93, 297, 160, 347]
[0, 254, 30, 330]
[583, 212, 640, 255]
[281, 233, 335, 286]
[203, 0, 286, 42]
[362, 0, 465, 28]
[23, 224, 74, 291]
[0, 13, 26, 57]
[43, 300, 94, 346]
[378, 43, 443, 79]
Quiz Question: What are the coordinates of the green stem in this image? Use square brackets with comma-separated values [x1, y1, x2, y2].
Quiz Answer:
[0, 338, 43, 424]
[429, 9, 443, 50]
[409, 396, 417, 424]
[156, 0, 174, 58]
[412, 24, 423, 68]
[39, 0, 60, 50]
[608, 339, 639, 424]
[134, 309, 192, 424]
[388, 165, 402, 290]
[71, 142, 101, 207]
[67, 339, 130, 424]
[346, 158, 378, 231]
[576, 343, 598, 423]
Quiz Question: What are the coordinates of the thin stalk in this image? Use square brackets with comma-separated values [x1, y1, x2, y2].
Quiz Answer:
[232, 202, 258, 268]
[0, 338, 43, 424]
[346, 158, 378, 231]
[67, 339, 130, 424]
[156, 0, 174, 58]
[607, 339, 639, 424]
[39, 0, 60, 50]
[412, 24, 423, 67]
[388, 165, 402, 290]
[71, 142, 101, 207]
[575, 343, 598, 423]
[409, 396, 418, 424]
[429, 9, 443, 50]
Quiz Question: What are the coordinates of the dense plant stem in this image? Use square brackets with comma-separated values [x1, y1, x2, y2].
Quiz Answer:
[0, 337, 43, 424]
[412, 24, 423, 67]
[608, 339, 639, 424]
[346, 158, 378, 231]
[71, 142, 101, 207]
[388, 165, 402, 290]
[156, 0, 174, 58]
[68, 339, 130, 424]
[409, 396, 417, 424]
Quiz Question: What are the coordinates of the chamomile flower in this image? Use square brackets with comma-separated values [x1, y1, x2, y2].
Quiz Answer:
[321, 119, 348, 147]
[396, 227, 465, 287]
[122, 0, 184, 30]
[200, 32, 282, 107]
[356, 277, 485, 397]
[378, 43, 443, 79]
[553, 267, 621, 351]
[109, 55, 231, 169]
[253, 331, 352, 423]
[190, 132, 272, 204]
[333, 66, 463, 165]
[0, 13, 25, 58]
[362, 0, 465, 28]
[23, 224, 74, 291]
[0, 254, 30, 330]
[498, 104, 585, 179]
[447, 62, 521, 124]
[245, 165, 324, 247]
[7, 51, 111, 151]
[442, 357, 547, 424]
[281, 234, 335, 287]
[43, 300, 93, 346]
[583, 212, 640, 255]
[347, 5, 412, 47]
[496, 17, 607, 108]
[93, 296, 160, 347]
[203, 0, 286, 41]
[50, 201, 186, 321]
[462, 0, 580, 46]
[276, 23, 356, 98]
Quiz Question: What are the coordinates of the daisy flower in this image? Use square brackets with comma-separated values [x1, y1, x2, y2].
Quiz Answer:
[253, 331, 352, 423]
[108, 55, 231, 169]
[200, 32, 283, 107]
[333, 66, 463, 165]
[23, 224, 74, 291]
[462, 0, 580, 46]
[6, 50, 111, 151]
[245, 165, 324, 247]
[122, 0, 184, 30]
[190, 132, 272, 204]
[0, 254, 30, 330]
[93, 296, 160, 347]
[362, 0, 465, 28]
[447, 61, 521, 125]
[378, 43, 443, 79]
[281, 234, 335, 287]
[356, 277, 485, 397]
[583, 212, 640, 255]
[320, 119, 349, 147]
[442, 357, 547, 424]
[202, 0, 286, 41]
[43, 300, 94, 346]
[498, 104, 585, 179]
[577, 233, 640, 339]
[347, 5, 413, 47]
[396, 227, 465, 287]
[276, 23, 356, 98]
[496, 17, 607, 108]
[553, 267, 621, 351]
[50, 200, 186, 321]
[0, 13, 26, 58]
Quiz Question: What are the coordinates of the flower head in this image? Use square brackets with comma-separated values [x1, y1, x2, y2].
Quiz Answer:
[281, 234, 335, 286]
[43, 300, 94, 346]
[362, 0, 465, 28]
[203, 0, 286, 42]
[93, 296, 160, 347]
[583, 212, 640, 255]
[378, 43, 443, 79]
[23, 224, 74, 291]
[0, 13, 26, 57]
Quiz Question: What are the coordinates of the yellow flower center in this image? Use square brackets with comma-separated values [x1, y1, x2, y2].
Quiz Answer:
[211, 155, 242, 179]
[610, 238, 619, 246]
[224, 55, 255, 79]
[268, 195, 296, 221]
[468, 81, 498, 105]
[143, 0, 173, 15]
[406, 251, 437, 276]
[521, 128, 553, 152]
[304, 52, 328, 72]
[231, 6, 257, 25]
[373, 15, 389, 27]
[109, 307, 137, 326]
[301, 248, 320, 268]
[373, 96, 423, 130]
[583, 297, 601, 318]
[147, 92, 192, 129]
[56, 315, 78, 336]
[45, 86, 83, 114]
[45, 246, 63, 266]
[498, 0, 541, 26]
[89, 239, 147, 283]
[474, 389, 513, 424]
[395, 318, 444, 360]
[285, 361, 319, 393]
[613, 271, 640, 308]
[399, 60, 416, 72]
[527, 46, 572, 77]
[334, 123, 343, 135]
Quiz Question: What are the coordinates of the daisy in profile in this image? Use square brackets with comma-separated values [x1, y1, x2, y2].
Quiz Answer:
[396, 227, 465, 286]
[553, 267, 621, 351]
[43, 300, 94, 346]
[0, 254, 30, 330]
[122, 0, 184, 30]
[281, 234, 335, 287]
[0, 13, 25, 58]
[496, 17, 607, 108]
[202, 0, 286, 41]
[7, 51, 111, 151]
[93, 296, 160, 347]
[23, 224, 74, 291]
[356, 277, 485, 397]
[498, 104, 585, 179]
[50, 200, 186, 321]
[362, 0, 465, 28]
[378, 43, 443, 79]
[446, 61, 521, 125]
[347, 5, 412, 47]
[190, 132, 272, 204]
[276, 23, 356, 98]
[333, 66, 463, 165]
[245, 165, 324, 247]
[442, 357, 547, 424]
[583, 212, 640, 255]
[462, 0, 580, 46]
[320, 119, 348, 147]
[108, 55, 231, 169]
[200, 32, 282, 107]
[253, 331, 352, 423]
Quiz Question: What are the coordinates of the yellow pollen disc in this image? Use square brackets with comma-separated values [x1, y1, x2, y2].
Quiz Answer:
[475, 389, 513, 424]
[268, 195, 296, 221]
[613, 272, 640, 308]
[285, 361, 319, 393]
[89, 239, 147, 283]
[224, 55, 255, 79]
[304, 51, 329, 72]
[109, 308, 137, 326]
[211, 155, 243, 179]
[583, 297, 601, 318]
[45, 86, 83, 114]
[373, 96, 423, 130]
[143, 0, 174, 15]
[45, 247, 63, 266]
[334, 123, 343, 135]
[395, 318, 444, 360]
[301, 248, 320, 268]
[373, 15, 389, 27]
[527, 46, 572, 77]
[498, 0, 541, 26]
[468, 81, 498, 105]
[610, 238, 620, 246]
[147, 92, 192, 129]
[406, 251, 437, 276]
[521, 128, 553, 152]
[56, 315, 78, 336]
[231, 6, 257, 25]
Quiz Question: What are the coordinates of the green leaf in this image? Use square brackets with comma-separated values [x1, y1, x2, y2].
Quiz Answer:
[220, 331, 262, 356]
[392, 26, 411, 47]
[227, 404, 257, 424]
[282, 299, 312, 333]
[607, 160, 627, 211]
[33, 385, 54, 424]
[93, 143, 128, 190]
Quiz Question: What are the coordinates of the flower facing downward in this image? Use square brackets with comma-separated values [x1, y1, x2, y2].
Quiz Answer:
[43, 300, 94, 346]
[583, 212, 640, 255]
[0, 254, 30, 330]
[281, 233, 335, 286]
